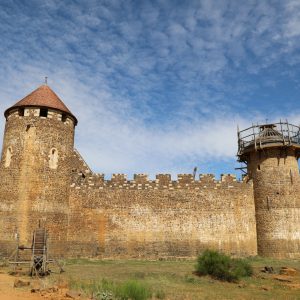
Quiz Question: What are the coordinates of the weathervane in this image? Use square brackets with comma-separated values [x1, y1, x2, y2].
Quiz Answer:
[44, 76, 48, 85]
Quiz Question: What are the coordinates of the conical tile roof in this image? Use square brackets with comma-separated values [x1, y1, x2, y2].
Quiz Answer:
[257, 125, 283, 143]
[5, 85, 77, 124]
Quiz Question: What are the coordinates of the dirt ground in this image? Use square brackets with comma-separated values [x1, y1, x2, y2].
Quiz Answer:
[0, 270, 85, 300]
[0, 272, 42, 300]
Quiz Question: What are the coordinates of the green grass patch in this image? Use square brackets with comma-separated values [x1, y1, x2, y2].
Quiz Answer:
[68, 277, 156, 300]
[115, 280, 151, 300]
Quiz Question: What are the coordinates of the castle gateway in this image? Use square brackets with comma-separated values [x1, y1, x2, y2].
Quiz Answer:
[0, 85, 299, 259]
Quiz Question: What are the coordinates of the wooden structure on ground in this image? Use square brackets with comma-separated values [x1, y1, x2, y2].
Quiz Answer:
[8, 226, 64, 277]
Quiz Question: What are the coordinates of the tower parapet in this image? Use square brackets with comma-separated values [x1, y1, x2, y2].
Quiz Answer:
[238, 122, 300, 159]
[238, 121, 300, 258]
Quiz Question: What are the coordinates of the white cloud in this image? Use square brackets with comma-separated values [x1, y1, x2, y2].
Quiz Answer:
[0, 0, 300, 177]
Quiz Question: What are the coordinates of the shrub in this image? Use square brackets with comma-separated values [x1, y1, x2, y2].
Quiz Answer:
[233, 258, 253, 278]
[195, 250, 253, 282]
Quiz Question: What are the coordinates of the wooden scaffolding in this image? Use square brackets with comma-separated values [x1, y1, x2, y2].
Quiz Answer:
[9, 226, 64, 277]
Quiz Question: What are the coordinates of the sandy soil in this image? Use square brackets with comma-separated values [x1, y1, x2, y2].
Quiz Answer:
[0, 271, 84, 300]
[0, 272, 43, 300]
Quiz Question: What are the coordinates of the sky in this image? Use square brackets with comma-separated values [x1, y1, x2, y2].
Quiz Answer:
[0, 0, 300, 179]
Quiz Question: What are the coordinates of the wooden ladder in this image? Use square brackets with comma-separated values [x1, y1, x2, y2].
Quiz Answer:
[30, 227, 48, 276]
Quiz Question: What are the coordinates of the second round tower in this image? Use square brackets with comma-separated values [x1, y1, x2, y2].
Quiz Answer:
[238, 122, 300, 258]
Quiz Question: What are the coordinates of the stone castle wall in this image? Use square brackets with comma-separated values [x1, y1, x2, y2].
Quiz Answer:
[0, 107, 258, 259]
[65, 168, 257, 258]
[0, 140, 259, 258]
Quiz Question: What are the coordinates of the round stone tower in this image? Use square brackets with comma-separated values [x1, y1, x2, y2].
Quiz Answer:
[238, 122, 300, 258]
[0, 85, 77, 256]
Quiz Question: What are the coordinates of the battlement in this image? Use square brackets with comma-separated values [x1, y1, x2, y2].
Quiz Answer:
[221, 174, 237, 182]
[133, 174, 149, 183]
[6, 107, 75, 127]
[70, 172, 250, 190]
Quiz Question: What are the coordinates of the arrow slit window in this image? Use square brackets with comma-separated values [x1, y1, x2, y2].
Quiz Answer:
[49, 148, 58, 169]
[4, 147, 12, 168]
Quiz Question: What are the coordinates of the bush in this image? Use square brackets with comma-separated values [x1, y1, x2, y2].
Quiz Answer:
[195, 250, 253, 282]
[233, 258, 253, 278]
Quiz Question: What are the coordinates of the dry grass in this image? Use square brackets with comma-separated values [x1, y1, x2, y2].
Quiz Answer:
[47, 256, 300, 299]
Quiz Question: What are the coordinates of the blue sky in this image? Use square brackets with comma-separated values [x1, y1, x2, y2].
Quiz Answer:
[1, 0, 300, 179]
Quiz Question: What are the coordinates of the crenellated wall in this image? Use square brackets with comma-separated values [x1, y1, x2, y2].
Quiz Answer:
[65, 164, 257, 258]
[70, 171, 243, 190]
[0, 108, 258, 259]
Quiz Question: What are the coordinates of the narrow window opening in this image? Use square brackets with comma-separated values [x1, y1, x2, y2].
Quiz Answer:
[26, 124, 31, 132]
[40, 108, 48, 117]
[18, 108, 24, 116]
[61, 114, 67, 122]
[266, 196, 270, 210]
[49, 148, 58, 169]
[4, 147, 12, 168]
[257, 165, 261, 170]
[81, 172, 86, 178]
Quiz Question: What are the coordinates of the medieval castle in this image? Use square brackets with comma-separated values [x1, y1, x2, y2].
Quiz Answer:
[0, 84, 299, 259]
